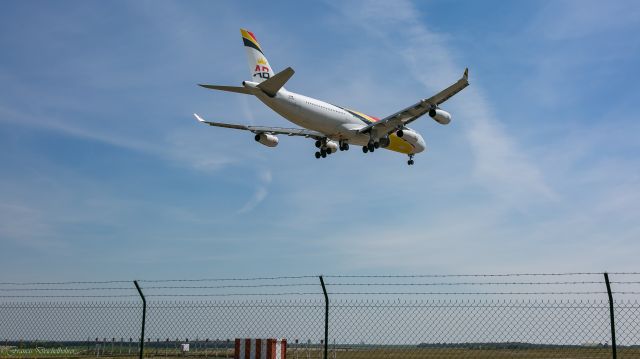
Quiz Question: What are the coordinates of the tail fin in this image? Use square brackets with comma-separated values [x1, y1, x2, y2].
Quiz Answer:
[240, 29, 275, 84]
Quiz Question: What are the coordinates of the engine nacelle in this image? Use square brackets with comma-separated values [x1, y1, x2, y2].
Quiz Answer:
[325, 140, 339, 154]
[254, 133, 279, 147]
[396, 129, 426, 153]
[397, 129, 419, 143]
[429, 109, 452, 125]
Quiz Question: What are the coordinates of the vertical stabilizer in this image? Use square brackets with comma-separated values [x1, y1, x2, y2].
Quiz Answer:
[240, 29, 275, 83]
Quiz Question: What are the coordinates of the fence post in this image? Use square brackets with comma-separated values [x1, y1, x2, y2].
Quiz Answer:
[134, 280, 147, 359]
[604, 272, 617, 359]
[319, 276, 329, 359]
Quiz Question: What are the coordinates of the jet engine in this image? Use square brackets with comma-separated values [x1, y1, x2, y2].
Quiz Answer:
[429, 108, 452, 125]
[254, 133, 279, 147]
[325, 140, 339, 154]
[397, 129, 420, 143]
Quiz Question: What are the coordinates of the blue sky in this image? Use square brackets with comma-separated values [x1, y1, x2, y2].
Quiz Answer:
[1, 0, 639, 282]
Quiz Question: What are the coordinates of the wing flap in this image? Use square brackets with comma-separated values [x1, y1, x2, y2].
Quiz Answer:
[357, 68, 469, 134]
[193, 113, 324, 139]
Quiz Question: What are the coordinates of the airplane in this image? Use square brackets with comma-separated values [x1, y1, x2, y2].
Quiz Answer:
[194, 28, 469, 165]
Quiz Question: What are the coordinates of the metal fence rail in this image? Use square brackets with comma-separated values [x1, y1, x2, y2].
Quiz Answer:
[1, 272, 639, 358]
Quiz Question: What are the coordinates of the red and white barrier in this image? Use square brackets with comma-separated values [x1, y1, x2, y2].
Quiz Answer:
[234, 338, 286, 359]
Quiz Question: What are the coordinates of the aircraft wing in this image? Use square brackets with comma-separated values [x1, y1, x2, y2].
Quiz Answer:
[193, 113, 325, 139]
[358, 68, 469, 135]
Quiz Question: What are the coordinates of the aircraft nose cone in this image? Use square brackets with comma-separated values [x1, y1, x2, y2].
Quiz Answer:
[414, 135, 427, 153]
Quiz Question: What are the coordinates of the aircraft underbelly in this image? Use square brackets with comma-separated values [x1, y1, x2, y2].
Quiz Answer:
[258, 92, 423, 155]
[261, 95, 349, 136]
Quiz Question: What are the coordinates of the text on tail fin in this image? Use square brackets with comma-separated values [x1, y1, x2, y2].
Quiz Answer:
[240, 28, 275, 83]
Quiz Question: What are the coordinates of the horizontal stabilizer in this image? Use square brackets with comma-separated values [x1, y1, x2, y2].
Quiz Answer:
[257, 67, 294, 97]
[198, 84, 252, 94]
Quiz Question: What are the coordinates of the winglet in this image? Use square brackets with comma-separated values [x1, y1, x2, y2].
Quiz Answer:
[463, 68, 469, 81]
[193, 113, 205, 123]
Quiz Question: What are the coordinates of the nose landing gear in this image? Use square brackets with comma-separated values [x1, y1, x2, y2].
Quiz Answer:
[407, 154, 415, 166]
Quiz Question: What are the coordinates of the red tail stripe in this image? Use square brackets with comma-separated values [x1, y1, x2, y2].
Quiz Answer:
[247, 31, 258, 44]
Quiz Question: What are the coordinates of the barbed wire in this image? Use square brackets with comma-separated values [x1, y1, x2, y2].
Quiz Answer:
[8, 292, 637, 299]
[324, 273, 608, 278]
[0, 295, 140, 298]
[609, 272, 640, 275]
[1, 274, 638, 300]
[0, 283, 320, 291]
[611, 282, 640, 284]
[3, 273, 638, 287]
[324, 281, 608, 286]
[4, 282, 639, 292]
[0, 280, 132, 286]
[325, 291, 618, 295]
[0, 287, 134, 291]
[0, 291, 640, 298]
[138, 275, 318, 283]
[159, 284, 315, 292]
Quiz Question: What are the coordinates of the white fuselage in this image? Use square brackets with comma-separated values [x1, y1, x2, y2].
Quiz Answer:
[244, 81, 426, 154]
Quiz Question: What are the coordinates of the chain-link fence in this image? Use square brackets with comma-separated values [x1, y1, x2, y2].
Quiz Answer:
[1, 273, 639, 358]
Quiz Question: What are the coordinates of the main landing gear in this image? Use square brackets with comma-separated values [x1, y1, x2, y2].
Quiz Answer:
[407, 154, 415, 166]
[314, 140, 327, 159]
[362, 137, 391, 154]
[315, 140, 349, 159]
[314, 150, 327, 159]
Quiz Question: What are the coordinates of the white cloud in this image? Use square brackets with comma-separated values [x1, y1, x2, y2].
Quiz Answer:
[0, 203, 65, 250]
[0, 104, 239, 176]
[237, 168, 272, 214]
[298, 0, 640, 273]
[328, 0, 554, 206]
[1, 0, 639, 277]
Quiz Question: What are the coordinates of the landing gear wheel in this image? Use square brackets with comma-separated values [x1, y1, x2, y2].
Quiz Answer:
[315, 140, 322, 148]
[397, 130, 404, 138]
[374, 141, 380, 149]
[315, 152, 321, 159]
[368, 143, 375, 152]
[344, 143, 349, 151]
[408, 160, 414, 165]
[362, 146, 369, 153]
[255, 134, 261, 141]
[321, 152, 327, 158]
